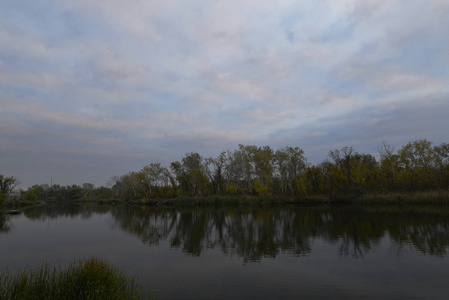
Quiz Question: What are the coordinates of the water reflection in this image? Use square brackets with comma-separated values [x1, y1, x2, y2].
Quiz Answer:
[8, 205, 449, 261]
[109, 205, 449, 261]
[0, 214, 11, 233]
[22, 204, 110, 221]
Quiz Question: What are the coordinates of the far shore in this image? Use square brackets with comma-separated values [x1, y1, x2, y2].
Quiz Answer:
[2, 190, 449, 213]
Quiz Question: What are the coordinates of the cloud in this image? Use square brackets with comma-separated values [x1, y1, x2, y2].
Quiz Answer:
[0, 0, 448, 187]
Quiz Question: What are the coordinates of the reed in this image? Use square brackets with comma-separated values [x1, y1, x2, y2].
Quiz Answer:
[0, 257, 150, 300]
[140, 195, 287, 206]
[358, 190, 449, 204]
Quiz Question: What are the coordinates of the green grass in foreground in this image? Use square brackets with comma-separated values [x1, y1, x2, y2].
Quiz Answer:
[0, 257, 151, 300]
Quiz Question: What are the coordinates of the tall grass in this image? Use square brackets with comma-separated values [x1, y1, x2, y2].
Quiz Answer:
[2, 200, 39, 209]
[132, 195, 289, 206]
[0, 257, 150, 300]
[358, 190, 449, 204]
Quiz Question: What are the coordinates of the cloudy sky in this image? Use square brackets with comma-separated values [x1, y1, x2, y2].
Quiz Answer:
[1, 0, 448, 188]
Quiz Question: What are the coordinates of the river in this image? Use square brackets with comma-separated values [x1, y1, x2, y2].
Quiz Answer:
[1, 204, 449, 299]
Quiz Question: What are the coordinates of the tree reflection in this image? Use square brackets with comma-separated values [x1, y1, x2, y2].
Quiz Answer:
[0, 214, 11, 234]
[110, 205, 449, 261]
[22, 204, 110, 221]
[10, 204, 449, 260]
[386, 211, 449, 257]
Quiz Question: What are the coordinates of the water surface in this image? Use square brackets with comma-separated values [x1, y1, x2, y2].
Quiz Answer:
[1, 204, 449, 299]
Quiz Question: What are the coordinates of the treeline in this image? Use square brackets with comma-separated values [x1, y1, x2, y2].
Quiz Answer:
[20, 139, 449, 202]
[20, 183, 112, 202]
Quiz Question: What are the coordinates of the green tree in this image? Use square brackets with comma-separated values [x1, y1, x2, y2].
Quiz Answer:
[398, 139, 438, 190]
[274, 146, 307, 195]
[223, 149, 246, 194]
[235, 145, 257, 193]
[319, 161, 346, 199]
[205, 152, 227, 195]
[171, 153, 209, 196]
[23, 184, 45, 201]
[377, 141, 400, 190]
[120, 172, 141, 199]
[328, 147, 379, 198]
[433, 143, 449, 189]
[0, 175, 19, 205]
[329, 147, 355, 187]
[140, 163, 171, 198]
[82, 183, 96, 200]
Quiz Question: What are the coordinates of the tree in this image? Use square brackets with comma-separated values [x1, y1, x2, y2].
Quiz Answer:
[223, 149, 246, 194]
[120, 172, 141, 199]
[170, 153, 209, 196]
[108, 176, 124, 198]
[351, 153, 379, 192]
[0, 175, 19, 205]
[23, 184, 46, 201]
[140, 163, 170, 198]
[319, 160, 345, 199]
[328, 147, 379, 197]
[433, 143, 449, 189]
[377, 141, 399, 190]
[82, 183, 96, 200]
[252, 146, 274, 194]
[236, 145, 257, 193]
[398, 139, 437, 190]
[397, 139, 449, 190]
[274, 146, 307, 194]
[205, 152, 227, 195]
[329, 147, 354, 187]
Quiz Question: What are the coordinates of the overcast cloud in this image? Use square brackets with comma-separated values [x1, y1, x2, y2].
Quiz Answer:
[1, 0, 448, 188]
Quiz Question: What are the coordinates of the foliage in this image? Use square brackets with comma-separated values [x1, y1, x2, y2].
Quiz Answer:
[20, 183, 116, 203]
[0, 257, 149, 300]
[95, 140, 449, 202]
[0, 175, 19, 206]
[359, 190, 449, 204]
[14, 139, 449, 204]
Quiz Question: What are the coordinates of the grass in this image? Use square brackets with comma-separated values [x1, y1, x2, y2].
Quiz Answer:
[6, 190, 449, 210]
[126, 195, 298, 207]
[0, 257, 151, 300]
[2, 200, 43, 209]
[75, 198, 126, 205]
[358, 190, 449, 204]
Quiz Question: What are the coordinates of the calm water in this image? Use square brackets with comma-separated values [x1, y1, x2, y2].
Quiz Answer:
[2, 204, 449, 299]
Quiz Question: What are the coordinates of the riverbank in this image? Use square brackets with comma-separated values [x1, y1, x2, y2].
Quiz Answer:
[0, 200, 45, 215]
[358, 190, 449, 204]
[119, 190, 449, 206]
[123, 194, 329, 206]
[3, 190, 449, 211]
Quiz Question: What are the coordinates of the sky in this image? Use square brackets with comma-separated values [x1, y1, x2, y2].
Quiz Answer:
[1, 0, 448, 188]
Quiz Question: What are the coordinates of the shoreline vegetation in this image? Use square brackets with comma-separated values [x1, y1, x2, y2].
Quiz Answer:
[114, 190, 449, 206]
[2, 191, 449, 216]
[0, 257, 151, 300]
[3, 190, 448, 212]
[1, 139, 448, 209]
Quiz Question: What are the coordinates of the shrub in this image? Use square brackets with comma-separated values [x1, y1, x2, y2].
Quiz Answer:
[0, 257, 150, 300]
